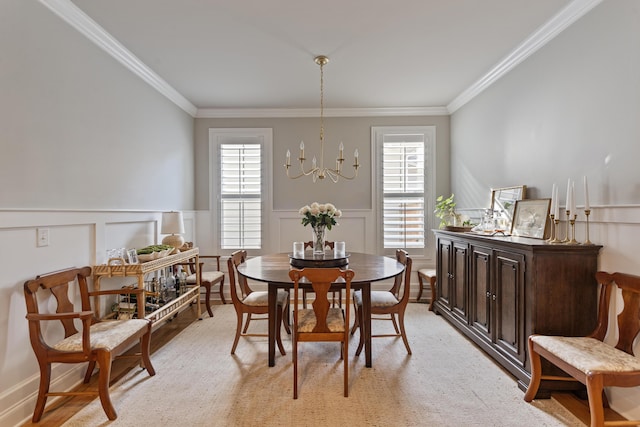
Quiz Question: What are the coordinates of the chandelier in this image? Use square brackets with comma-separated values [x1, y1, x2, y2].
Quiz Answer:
[285, 55, 359, 183]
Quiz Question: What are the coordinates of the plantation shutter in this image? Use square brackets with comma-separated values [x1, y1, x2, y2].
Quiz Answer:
[382, 134, 425, 248]
[220, 143, 262, 249]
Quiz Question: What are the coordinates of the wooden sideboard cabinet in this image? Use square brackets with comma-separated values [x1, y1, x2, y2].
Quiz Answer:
[433, 230, 602, 396]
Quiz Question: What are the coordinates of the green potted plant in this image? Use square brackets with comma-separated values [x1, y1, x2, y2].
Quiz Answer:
[435, 194, 473, 230]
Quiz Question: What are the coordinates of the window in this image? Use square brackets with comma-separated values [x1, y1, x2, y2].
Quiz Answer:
[373, 126, 435, 256]
[210, 129, 272, 251]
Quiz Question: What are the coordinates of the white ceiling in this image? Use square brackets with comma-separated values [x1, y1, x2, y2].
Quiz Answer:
[62, 0, 590, 116]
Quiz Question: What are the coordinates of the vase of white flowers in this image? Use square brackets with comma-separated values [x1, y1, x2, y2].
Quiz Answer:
[299, 202, 342, 254]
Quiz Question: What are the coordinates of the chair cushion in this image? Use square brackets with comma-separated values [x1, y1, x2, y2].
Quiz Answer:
[418, 268, 436, 278]
[297, 308, 345, 333]
[186, 271, 223, 284]
[531, 335, 640, 373]
[354, 290, 399, 308]
[242, 290, 288, 307]
[53, 319, 149, 353]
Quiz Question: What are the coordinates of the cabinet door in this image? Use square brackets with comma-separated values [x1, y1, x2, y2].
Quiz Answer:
[450, 241, 469, 323]
[436, 238, 452, 309]
[470, 245, 492, 341]
[494, 250, 526, 365]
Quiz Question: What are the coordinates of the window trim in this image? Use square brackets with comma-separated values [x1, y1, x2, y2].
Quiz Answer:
[372, 126, 436, 258]
[209, 128, 273, 255]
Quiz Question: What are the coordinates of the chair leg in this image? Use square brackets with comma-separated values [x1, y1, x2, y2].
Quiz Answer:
[96, 350, 117, 420]
[344, 335, 349, 397]
[417, 274, 424, 302]
[585, 374, 605, 427]
[302, 289, 308, 309]
[523, 338, 542, 402]
[140, 330, 156, 376]
[84, 360, 96, 383]
[398, 309, 412, 355]
[202, 283, 214, 318]
[390, 313, 400, 334]
[355, 305, 365, 356]
[276, 306, 286, 356]
[219, 277, 227, 304]
[32, 361, 51, 422]
[429, 277, 437, 311]
[243, 314, 253, 333]
[293, 334, 298, 399]
[283, 300, 292, 334]
[231, 312, 244, 354]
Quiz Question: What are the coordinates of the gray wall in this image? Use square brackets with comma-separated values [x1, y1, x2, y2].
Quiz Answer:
[0, 0, 194, 210]
[194, 115, 450, 211]
[451, 0, 640, 210]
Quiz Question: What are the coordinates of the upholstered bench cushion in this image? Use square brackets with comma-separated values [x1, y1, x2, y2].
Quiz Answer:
[354, 290, 399, 308]
[186, 271, 223, 284]
[297, 308, 344, 332]
[53, 319, 149, 352]
[243, 289, 288, 307]
[531, 335, 640, 373]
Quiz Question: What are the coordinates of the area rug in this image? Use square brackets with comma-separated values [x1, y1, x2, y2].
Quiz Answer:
[62, 303, 583, 426]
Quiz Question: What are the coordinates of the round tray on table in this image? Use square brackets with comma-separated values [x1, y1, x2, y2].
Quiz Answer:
[289, 252, 350, 268]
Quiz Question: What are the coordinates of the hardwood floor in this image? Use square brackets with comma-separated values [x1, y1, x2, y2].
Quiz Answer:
[20, 303, 627, 426]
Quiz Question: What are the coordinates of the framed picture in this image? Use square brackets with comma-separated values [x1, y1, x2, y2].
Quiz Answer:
[511, 199, 551, 239]
[126, 248, 139, 264]
[491, 185, 526, 223]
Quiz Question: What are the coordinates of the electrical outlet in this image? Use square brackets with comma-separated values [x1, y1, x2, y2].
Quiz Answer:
[37, 228, 49, 247]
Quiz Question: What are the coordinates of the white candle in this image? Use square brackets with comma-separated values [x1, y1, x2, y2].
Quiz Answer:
[550, 183, 557, 216]
[554, 186, 560, 217]
[571, 181, 577, 215]
[339, 142, 344, 158]
[566, 178, 572, 213]
[286, 149, 291, 166]
[584, 176, 590, 210]
[354, 149, 359, 166]
[300, 141, 305, 159]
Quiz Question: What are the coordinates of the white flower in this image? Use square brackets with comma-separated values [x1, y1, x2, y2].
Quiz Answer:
[299, 205, 310, 215]
[310, 206, 320, 215]
[318, 203, 327, 213]
[334, 209, 342, 218]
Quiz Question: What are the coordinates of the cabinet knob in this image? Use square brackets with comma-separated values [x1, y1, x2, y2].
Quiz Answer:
[486, 291, 491, 298]
[492, 294, 497, 301]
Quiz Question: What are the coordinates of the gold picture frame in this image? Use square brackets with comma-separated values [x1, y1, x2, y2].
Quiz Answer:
[511, 199, 551, 239]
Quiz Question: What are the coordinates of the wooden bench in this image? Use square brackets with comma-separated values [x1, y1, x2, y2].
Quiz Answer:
[524, 271, 640, 427]
[417, 269, 437, 311]
[24, 266, 155, 422]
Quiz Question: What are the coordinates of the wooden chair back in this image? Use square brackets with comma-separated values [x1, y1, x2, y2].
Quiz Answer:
[289, 267, 355, 398]
[592, 271, 640, 352]
[227, 250, 249, 304]
[24, 266, 95, 352]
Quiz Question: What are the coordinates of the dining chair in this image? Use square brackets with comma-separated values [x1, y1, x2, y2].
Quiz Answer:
[289, 267, 355, 399]
[227, 250, 289, 355]
[23, 266, 155, 422]
[352, 249, 412, 355]
[301, 240, 341, 308]
[524, 271, 640, 427]
[179, 254, 225, 318]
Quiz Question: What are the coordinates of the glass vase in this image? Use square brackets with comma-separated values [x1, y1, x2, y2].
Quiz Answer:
[311, 224, 326, 254]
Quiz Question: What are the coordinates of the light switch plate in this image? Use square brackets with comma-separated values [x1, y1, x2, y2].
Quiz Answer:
[37, 228, 49, 247]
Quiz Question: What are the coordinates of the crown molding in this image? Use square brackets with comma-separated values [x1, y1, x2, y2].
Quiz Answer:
[196, 106, 450, 118]
[38, 0, 198, 117]
[447, 0, 603, 113]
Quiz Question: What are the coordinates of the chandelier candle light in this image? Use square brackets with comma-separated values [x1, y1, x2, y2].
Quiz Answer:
[300, 202, 342, 254]
[285, 56, 359, 183]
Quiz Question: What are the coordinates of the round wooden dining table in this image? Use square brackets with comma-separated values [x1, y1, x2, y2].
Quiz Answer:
[237, 252, 405, 368]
